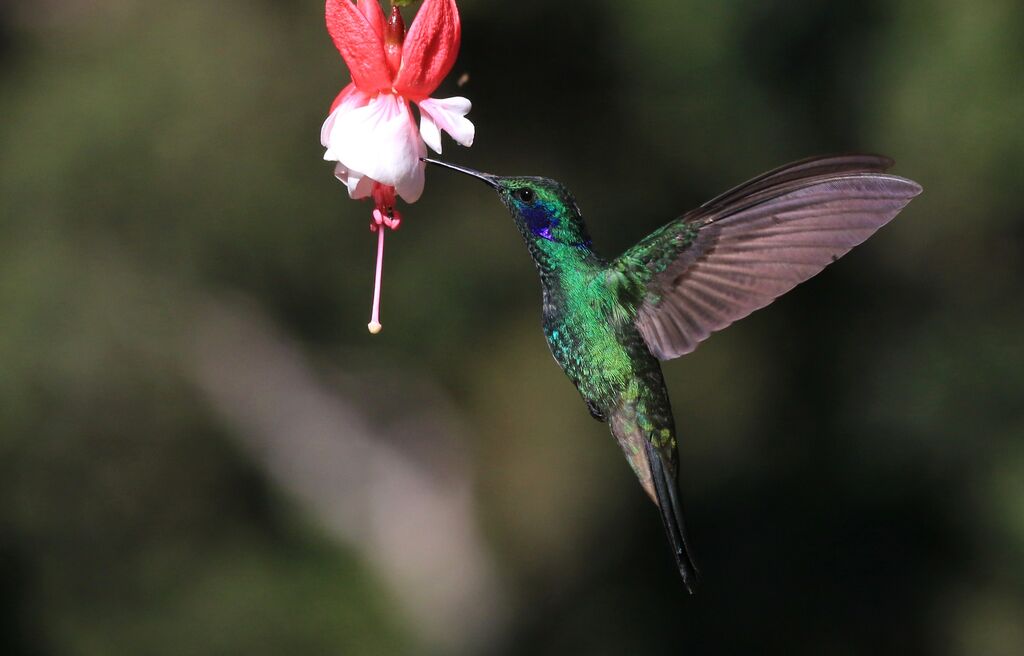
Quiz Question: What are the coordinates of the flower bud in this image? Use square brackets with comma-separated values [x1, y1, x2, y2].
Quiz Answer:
[384, 6, 405, 76]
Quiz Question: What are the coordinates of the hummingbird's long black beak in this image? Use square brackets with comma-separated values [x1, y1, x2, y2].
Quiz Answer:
[422, 158, 500, 189]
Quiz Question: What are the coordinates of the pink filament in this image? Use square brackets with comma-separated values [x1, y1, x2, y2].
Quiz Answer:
[367, 186, 401, 335]
[368, 217, 386, 333]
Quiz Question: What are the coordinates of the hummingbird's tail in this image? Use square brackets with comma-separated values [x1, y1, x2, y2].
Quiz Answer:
[645, 440, 700, 593]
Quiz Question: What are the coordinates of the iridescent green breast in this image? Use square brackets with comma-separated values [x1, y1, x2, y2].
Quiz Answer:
[542, 263, 639, 405]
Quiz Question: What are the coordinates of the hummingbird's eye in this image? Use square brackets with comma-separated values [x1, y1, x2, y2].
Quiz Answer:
[514, 188, 536, 203]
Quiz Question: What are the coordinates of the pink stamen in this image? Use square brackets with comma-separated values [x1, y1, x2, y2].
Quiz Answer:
[367, 187, 402, 335]
[368, 213, 386, 334]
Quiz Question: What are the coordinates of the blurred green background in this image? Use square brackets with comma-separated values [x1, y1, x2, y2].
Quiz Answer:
[2, 0, 1023, 654]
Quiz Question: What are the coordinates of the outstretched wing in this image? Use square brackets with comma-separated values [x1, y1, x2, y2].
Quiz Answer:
[613, 155, 922, 360]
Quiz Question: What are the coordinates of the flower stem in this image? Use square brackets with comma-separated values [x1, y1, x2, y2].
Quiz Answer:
[368, 224, 385, 334]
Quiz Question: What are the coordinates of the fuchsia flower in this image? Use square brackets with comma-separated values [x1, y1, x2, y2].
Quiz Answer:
[321, 0, 474, 333]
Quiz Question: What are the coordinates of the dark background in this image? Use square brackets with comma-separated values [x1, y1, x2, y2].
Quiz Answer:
[2, 1, 1023, 654]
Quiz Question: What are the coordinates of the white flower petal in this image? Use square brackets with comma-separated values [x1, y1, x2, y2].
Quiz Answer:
[418, 96, 475, 148]
[324, 93, 424, 202]
[393, 139, 426, 203]
[334, 163, 374, 199]
[321, 85, 370, 148]
[320, 111, 338, 149]
[419, 111, 443, 154]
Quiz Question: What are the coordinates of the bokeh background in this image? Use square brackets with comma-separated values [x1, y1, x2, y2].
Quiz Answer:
[2, 0, 1023, 654]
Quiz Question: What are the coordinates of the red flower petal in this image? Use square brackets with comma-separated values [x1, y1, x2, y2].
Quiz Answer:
[329, 84, 351, 113]
[328, 82, 366, 113]
[357, 0, 385, 40]
[393, 0, 461, 101]
[325, 0, 392, 92]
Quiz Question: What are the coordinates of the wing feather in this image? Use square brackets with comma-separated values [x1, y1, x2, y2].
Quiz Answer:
[690, 154, 894, 221]
[616, 157, 922, 361]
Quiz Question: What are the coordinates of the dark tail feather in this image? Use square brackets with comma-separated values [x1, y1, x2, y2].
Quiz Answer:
[645, 440, 700, 593]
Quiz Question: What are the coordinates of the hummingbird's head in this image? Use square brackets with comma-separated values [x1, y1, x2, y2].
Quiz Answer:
[495, 176, 593, 249]
[423, 159, 593, 250]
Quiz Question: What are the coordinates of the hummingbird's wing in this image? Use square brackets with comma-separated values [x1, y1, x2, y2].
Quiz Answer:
[612, 155, 922, 360]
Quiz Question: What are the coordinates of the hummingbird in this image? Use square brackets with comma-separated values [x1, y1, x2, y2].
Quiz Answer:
[424, 155, 921, 592]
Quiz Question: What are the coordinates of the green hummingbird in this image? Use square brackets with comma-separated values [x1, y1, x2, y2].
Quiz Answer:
[424, 155, 921, 592]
